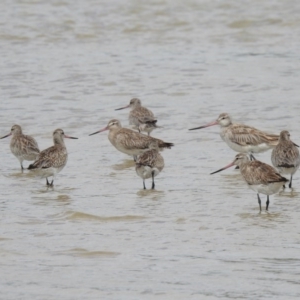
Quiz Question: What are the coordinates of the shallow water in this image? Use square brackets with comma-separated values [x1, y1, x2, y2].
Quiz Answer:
[1, 0, 300, 299]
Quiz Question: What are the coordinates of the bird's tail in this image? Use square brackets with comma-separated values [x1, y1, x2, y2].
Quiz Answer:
[28, 162, 38, 170]
[159, 142, 174, 149]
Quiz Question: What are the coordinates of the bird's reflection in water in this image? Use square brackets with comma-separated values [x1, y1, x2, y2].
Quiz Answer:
[137, 189, 165, 201]
[112, 159, 135, 171]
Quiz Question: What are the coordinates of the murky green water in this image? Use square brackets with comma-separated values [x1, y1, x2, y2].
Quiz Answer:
[1, 0, 300, 299]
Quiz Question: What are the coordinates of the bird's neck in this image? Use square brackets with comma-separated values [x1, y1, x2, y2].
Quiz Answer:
[53, 137, 65, 147]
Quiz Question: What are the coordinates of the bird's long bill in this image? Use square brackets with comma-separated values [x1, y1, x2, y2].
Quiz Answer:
[115, 104, 130, 111]
[189, 120, 218, 131]
[64, 134, 78, 139]
[89, 126, 109, 136]
[0, 132, 12, 139]
[210, 161, 235, 175]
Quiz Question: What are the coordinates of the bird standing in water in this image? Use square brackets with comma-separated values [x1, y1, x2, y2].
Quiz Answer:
[189, 113, 279, 160]
[271, 130, 300, 189]
[211, 153, 288, 211]
[115, 98, 159, 136]
[0, 124, 40, 171]
[89, 119, 173, 158]
[28, 129, 78, 186]
[135, 141, 165, 189]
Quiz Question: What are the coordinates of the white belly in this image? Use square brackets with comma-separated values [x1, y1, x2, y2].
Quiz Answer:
[276, 166, 299, 176]
[248, 182, 284, 195]
[136, 166, 161, 180]
[31, 166, 65, 179]
[222, 136, 272, 154]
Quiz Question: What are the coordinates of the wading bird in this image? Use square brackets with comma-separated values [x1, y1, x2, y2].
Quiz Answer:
[0, 125, 40, 171]
[89, 119, 173, 158]
[211, 153, 288, 211]
[189, 113, 279, 160]
[135, 141, 164, 189]
[271, 130, 300, 189]
[28, 129, 78, 186]
[115, 98, 159, 136]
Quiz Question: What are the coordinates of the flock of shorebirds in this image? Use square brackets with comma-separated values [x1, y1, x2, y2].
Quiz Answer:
[0, 98, 173, 190]
[1, 98, 299, 212]
[189, 113, 299, 211]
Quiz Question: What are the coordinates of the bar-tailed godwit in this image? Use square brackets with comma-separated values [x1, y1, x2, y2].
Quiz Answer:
[211, 153, 288, 211]
[115, 98, 159, 136]
[271, 130, 300, 189]
[0, 124, 40, 170]
[28, 129, 78, 186]
[89, 119, 173, 157]
[189, 113, 279, 159]
[135, 142, 164, 189]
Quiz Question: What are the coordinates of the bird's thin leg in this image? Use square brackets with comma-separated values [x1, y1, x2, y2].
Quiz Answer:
[46, 178, 50, 186]
[133, 155, 137, 162]
[151, 171, 155, 189]
[289, 175, 293, 189]
[266, 195, 270, 211]
[50, 180, 54, 187]
[143, 180, 146, 190]
[257, 194, 262, 212]
[250, 154, 256, 161]
[21, 163, 24, 172]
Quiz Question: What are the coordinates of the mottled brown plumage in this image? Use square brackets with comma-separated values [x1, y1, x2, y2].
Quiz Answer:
[225, 123, 278, 147]
[190, 113, 279, 156]
[115, 98, 159, 135]
[136, 148, 164, 189]
[211, 153, 288, 211]
[271, 130, 300, 188]
[0, 124, 40, 170]
[241, 160, 287, 185]
[136, 117, 162, 136]
[89, 119, 173, 157]
[28, 129, 78, 186]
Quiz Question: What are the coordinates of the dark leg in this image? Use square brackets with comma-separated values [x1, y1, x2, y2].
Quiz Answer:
[289, 175, 293, 189]
[46, 178, 54, 187]
[143, 180, 146, 190]
[257, 194, 262, 212]
[133, 155, 137, 162]
[21, 163, 24, 172]
[283, 184, 286, 189]
[250, 154, 256, 161]
[266, 195, 270, 211]
[151, 171, 155, 189]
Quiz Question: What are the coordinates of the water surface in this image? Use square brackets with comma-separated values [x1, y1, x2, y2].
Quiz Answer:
[1, 0, 300, 299]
